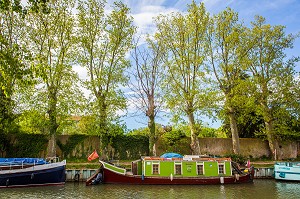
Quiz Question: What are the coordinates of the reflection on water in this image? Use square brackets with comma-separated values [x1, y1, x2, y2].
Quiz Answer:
[276, 181, 300, 199]
[0, 180, 299, 199]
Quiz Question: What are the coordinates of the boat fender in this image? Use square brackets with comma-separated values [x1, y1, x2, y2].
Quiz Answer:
[234, 174, 239, 182]
[220, 177, 224, 184]
[279, 172, 285, 178]
[6, 179, 9, 186]
[170, 174, 173, 181]
[142, 173, 144, 181]
[92, 173, 103, 185]
[31, 173, 34, 180]
[74, 172, 80, 182]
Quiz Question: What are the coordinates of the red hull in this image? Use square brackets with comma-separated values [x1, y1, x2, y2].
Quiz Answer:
[101, 168, 254, 185]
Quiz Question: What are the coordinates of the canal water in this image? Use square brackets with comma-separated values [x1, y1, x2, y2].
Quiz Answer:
[0, 180, 299, 199]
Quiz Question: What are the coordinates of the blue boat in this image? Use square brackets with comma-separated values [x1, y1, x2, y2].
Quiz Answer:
[0, 158, 66, 188]
[274, 162, 300, 181]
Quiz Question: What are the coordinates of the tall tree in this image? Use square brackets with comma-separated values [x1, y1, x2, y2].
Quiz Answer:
[25, 0, 80, 157]
[247, 16, 299, 159]
[128, 38, 165, 156]
[154, 2, 210, 154]
[207, 8, 251, 154]
[76, 0, 135, 149]
[0, 0, 31, 134]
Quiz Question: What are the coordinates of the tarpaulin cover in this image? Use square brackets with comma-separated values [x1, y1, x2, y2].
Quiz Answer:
[160, 153, 183, 158]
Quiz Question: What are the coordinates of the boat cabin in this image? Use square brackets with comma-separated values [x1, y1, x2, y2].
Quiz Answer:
[131, 155, 233, 178]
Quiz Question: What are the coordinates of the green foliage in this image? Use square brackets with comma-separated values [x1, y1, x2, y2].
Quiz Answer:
[246, 16, 299, 152]
[0, 133, 9, 157]
[273, 109, 300, 141]
[0, 4, 32, 136]
[56, 134, 87, 158]
[23, 0, 84, 157]
[6, 133, 48, 157]
[77, 0, 136, 136]
[110, 134, 149, 159]
[225, 154, 246, 165]
[0, 0, 22, 12]
[66, 163, 100, 169]
[162, 129, 186, 146]
[17, 110, 49, 134]
[0, 0, 300, 163]
[128, 127, 150, 137]
[100, 122, 127, 148]
[159, 129, 191, 154]
[128, 124, 165, 137]
[77, 115, 98, 135]
[199, 127, 219, 138]
[154, 2, 211, 153]
[221, 107, 265, 138]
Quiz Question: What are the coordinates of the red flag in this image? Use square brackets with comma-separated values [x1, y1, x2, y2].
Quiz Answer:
[88, 150, 99, 161]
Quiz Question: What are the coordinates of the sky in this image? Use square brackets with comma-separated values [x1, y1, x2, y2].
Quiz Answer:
[80, 0, 300, 130]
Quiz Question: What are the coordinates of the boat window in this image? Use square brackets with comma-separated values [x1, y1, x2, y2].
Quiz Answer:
[175, 164, 182, 175]
[218, 163, 225, 174]
[197, 164, 204, 175]
[152, 163, 159, 174]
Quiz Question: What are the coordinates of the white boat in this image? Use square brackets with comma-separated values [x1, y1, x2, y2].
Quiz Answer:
[274, 162, 300, 181]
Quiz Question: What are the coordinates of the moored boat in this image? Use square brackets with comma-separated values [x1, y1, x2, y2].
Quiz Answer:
[86, 154, 254, 185]
[274, 162, 300, 181]
[0, 158, 66, 188]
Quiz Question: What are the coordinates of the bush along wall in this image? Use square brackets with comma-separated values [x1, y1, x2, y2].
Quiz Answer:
[6, 133, 48, 157]
[0, 133, 10, 157]
[57, 134, 87, 159]
[157, 134, 191, 156]
[110, 134, 149, 160]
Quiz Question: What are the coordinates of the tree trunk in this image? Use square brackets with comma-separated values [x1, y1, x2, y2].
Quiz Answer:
[187, 112, 200, 155]
[265, 119, 279, 160]
[261, 99, 279, 160]
[46, 93, 58, 158]
[99, 100, 108, 134]
[99, 97, 108, 159]
[228, 106, 240, 154]
[47, 133, 56, 158]
[148, 115, 156, 156]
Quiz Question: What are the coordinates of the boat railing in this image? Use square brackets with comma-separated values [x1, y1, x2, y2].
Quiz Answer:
[231, 162, 243, 175]
[275, 162, 300, 167]
[109, 160, 120, 166]
[0, 158, 49, 170]
[46, 157, 60, 163]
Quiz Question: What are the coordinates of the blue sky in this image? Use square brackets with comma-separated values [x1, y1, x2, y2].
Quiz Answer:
[114, 0, 300, 130]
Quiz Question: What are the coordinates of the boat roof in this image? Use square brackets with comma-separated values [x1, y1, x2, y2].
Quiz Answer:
[0, 158, 47, 165]
[143, 156, 231, 162]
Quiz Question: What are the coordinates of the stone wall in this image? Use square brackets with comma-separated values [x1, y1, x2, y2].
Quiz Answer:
[57, 135, 298, 160]
[56, 135, 100, 158]
[198, 138, 271, 158]
[198, 138, 297, 159]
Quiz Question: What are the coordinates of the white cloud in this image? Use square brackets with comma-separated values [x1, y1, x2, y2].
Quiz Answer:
[72, 65, 88, 80]
[132, 5, 178, 37]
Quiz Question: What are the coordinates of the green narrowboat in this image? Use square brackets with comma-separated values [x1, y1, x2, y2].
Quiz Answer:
[87, 155, 254, 185]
